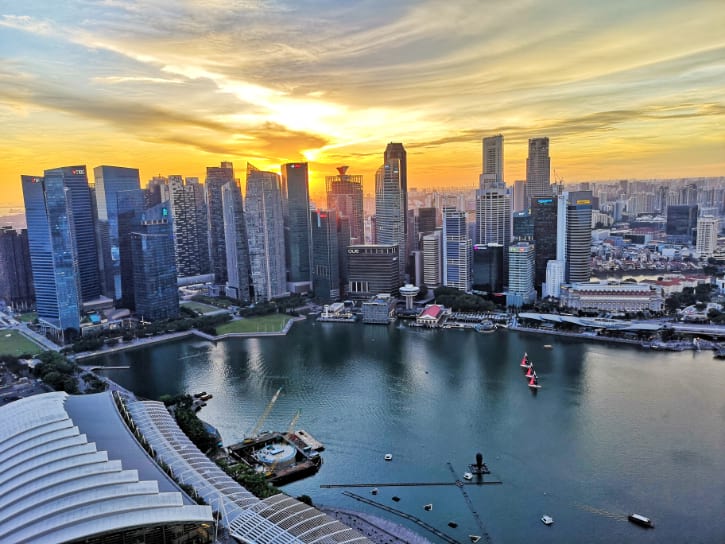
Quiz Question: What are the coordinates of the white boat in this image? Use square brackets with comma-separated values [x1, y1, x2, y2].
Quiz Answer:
[541, 515, 554, 525]
[423, 503, 433, 511]
[543, 344, 553, 349]
[469, 536, 481, 543]
[463, 472, 473, 480]
[628, 513, 654, 528]
[384, 453, 393, 461]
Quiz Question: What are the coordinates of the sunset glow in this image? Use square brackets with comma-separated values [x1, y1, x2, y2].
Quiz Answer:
[1, 1, 724, 205]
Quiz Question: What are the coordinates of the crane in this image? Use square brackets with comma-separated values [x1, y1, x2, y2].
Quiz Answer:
[265, 409, 302, 478]
[243, 387, 282, 443]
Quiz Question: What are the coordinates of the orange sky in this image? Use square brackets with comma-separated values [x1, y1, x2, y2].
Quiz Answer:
[1, 1, 724, 207]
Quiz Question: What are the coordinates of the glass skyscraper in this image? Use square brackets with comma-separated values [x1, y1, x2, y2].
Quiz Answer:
[168, 175, 209, 278]
[565, 191, 593, 284]
[221, 181, 251, 303]
[281, 163, 312, 286]
[525, 138, 552, 203]
[206, 162, 235, 284]
[442, 207, 471, 292]
[311, 209, 340, 303]
[0, 227, 34, 311]
[326, 166, 364, 245]
[21, 174, 81, 333]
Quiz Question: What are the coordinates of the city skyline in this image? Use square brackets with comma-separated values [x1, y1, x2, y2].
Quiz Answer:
[1, 1, 724, 206]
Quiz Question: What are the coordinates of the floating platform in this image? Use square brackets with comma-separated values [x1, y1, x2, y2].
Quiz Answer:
[294, 429, 325, 451]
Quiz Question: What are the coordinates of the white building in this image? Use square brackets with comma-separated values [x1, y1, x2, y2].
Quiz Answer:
[559, 282, 664, 312]
[507, 242, 537, 307]
[543, 259, 565, 298]
[696, 215, 718, 258]
[422, 230, 442, 288]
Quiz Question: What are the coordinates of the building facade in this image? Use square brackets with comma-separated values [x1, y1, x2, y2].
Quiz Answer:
[346, 245, 400, 299]
[375, 158, 407, 280]
[565, 191, 593, 284]
[206, 162, 235, 284]
[442, 208, 471, 292]
[422, 230, 442, 289]
[472, 243, 504, 293]
[0, 227, 34, 311]
[559, 282, 665, 313]
[696, 215, 718, 258]
[507, 242, 536, 307]
[525, 137, 552, 203]
[221, 181, 251, 304]
[531, 196, 558, 292]
[168, 175, 209, 278]
[281, 163, 312, 287]
[310, 209, 340, 303]
[326, 166, 364, 245]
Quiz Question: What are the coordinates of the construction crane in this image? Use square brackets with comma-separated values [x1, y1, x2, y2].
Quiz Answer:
[265, 409, 302, 478]
[243, 387, 282, 443]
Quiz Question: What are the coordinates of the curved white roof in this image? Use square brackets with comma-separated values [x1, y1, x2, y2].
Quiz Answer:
[0, 392, 213, 544]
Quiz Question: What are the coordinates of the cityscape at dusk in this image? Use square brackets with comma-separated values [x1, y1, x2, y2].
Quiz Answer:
[2, 0, 725, 205]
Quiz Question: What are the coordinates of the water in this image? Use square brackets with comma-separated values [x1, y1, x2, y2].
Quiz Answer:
[94, 319, 725, 543]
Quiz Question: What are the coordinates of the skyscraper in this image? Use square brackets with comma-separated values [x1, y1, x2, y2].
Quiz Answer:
[221, 181, 251, 303]
[326, 166, 364, 244]
[525, 138, 552, 203]
[310, 209, 340, 303]
[21, 174, 81, 334]
[117, 189, 146, 311]
[531, 197, 558, 292]
[422, 230, 442, 289]
[442, 207, 471, 292]
[0, 227, 34, 311]
[94, 165, 141, 300]
[375, 157, 406, 281]
[206, 162, 235, 284]
[565, 191, 593, 284]
[347, 244, 400, 299]
[472, 243, 504, 293]
[168, 175, 209, 277]
[696, 216, 718, 258]
[666, 204, 698, 244]
[45, 166, 100, 302]
[476, 135, 511, 247]
[507, 242, 536, 307]
[481, 134, 503, 186]
[245, 164, 287, 302]
[281, 163, 312, 287]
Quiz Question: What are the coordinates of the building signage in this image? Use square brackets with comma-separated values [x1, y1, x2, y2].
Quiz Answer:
[537, 198, 553, 204]
[71, 169, 85, 175]
[576, 199, 591, 205]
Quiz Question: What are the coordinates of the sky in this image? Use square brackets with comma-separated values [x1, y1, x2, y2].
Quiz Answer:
[1, 0, 724, 206]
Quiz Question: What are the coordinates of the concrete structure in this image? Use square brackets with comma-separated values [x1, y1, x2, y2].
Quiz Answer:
[416, 304, 446, 327]
[525, 137, 552, 202]
[696, 215, 718, 258]
[559, 282, 665, 313]
[347, 244, 400, 300]
[0, 227, 34, 311]
[399, 283, 420, 310]
[481, 134, 503, 186]
[326, 166, 365, 245]
[222, 181, 251, 303]
[375, 154, 407, 279]
[443, 207, 471, 292]
[565, 191, 593, 284]
[507, 242, 537, 307]
[168, 175, 209, 278]
[362, 294, 395, 324]
[476, 186, 511, 246]
[422, 230, 442, 289]
[205, 161, 235, 284]
[543, 259, 565, 298]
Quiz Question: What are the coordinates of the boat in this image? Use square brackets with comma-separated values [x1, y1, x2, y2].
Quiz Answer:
[463, 472, 473, 480]
[423, 503, 433, 511]
[199, 393, 213, 401]
[543, 344, 553, 350]
[525, 367, 535, 379]
[528, 376, 542, 389]
[520, 353, 531, 368]
[448, 522, 458, 528]
[392, 496, 400, 502]
[384, 453, 393, 461]
[371, 488, 378, 495]
[193, 391, 207, 398]
[628, 513, 654, 528]
[475, 320, 497, 333]
[541, 515, 554, 525]
[469, 535, 481, 543]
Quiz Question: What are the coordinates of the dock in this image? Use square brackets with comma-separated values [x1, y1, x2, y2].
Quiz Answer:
[294, 429, 325, 451]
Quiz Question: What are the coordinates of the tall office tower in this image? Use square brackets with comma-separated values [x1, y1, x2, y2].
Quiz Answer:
[129, 202, 179, 321]
[543, 260, 565, 298]
[525, 138, 552, 203]
[21, 175, 81, 334]
[206, 161, 235, 284]
[512, 211, 533, 241]
[145, 176, 169, 209]
[337, 215, 351, 298]
[513, 180, 527, 212]
[681, 183, 698, 206]
[422, 230, 442, 289]
[472, 243, 504, 293]
[346, 244, 399, 299]
[245, 164, 287, 302]
[168, 175, 209, 277]
[45, 166, 100, 302]
[326, 166, 364, 244]
[0, 227, 34, 311]
[94, 165, 141, 300]
[666, 204, 698, 244]
[417, 207, 437, 236]
[310, 209, 340, 303]
[556, 193, 568, 261]
[696, 216, 718, 258]
[221, 181, 251, 303]
[476, 187, 511, 245]
[281, 163, 312, 287]
[565, 191, 593, 284]
[481, 134, 503, 186]
[375, 159, 406, 280]
[442, 207, 471, 292]
[507, 242, 536, 307]
[117, 189, 146, 311]
[406, 208, 416, 273]
[384, 142, 409, 273]
[531, 196, 558, 293]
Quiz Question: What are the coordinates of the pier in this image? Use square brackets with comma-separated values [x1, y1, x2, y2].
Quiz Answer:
[294, 429, 325, 451]
[321, 481, 502, 488]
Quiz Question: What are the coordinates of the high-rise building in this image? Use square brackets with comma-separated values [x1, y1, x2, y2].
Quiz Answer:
[513, 180, 527, 212]
[326, 166, 364, 245]
[375, 158, 406, 281]
[531, 197, 558, 292]
[422, 230, 442, 289]
[666, 204, 698, 244]
[221, 181, 251, 303]
[245, 164, 287, 302]
[417, 207, 437, 237]
[472, 243, 504, 293]
[543, 259, 565, 298]
[21, 174, 81, 334]
[507, 242, 536, 307]
[481, 134, 503, 186]
[512, 211, 534, 241]
[281, 163, 312, 287]
[346, 244, 400, 299]
[206, 162, 235, 284]
[311, 209, 340, 303]
[0, 227, 34, 311]
[565, 191, 593, 284]
[94, 165, 141, 300]
[337, 215, 351, 298]
[45, 166, 100, 302]
[442, 207, 471, 292]
[383, 143, 408, 276]
[525, 138, 552, 203]
[696, 216, 718, 258]
[476, 187, 511, 246]
[168, 176, 209, 278]
[129, 202, 178, 321]
[117, 189, 146, 311]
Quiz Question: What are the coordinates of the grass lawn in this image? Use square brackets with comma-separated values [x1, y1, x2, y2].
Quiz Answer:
[215, 314, 292, 335]
[181, 301, 224, 315]
[0, 330, 43, 357]
[17, 312, 37, 323]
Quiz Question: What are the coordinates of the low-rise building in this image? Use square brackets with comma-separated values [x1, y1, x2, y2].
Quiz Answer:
[362, 294, 395, 324]
[416, 304, 447, 328]
[559, 281, 665, 313]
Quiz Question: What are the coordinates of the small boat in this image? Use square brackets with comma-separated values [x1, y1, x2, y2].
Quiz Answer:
[543, 344, 553, 350]
[525, 367, 535, 379]
[463, 472, 473, 480]
[541, 515, 554, 525]
[448, 522, 458, 528]
[371, 488, 378, 495]
[384, 453, 393, 461]
[193, 391, 207, 398]
[423, 503, 433, 511]
[392, 496, 400, 502]
[528, 377, 542, 389]
[628, 513, 654, 528]
[520, 353, 531, 368]
[469, 536, 481, 543]
[199, 393, 213, 401]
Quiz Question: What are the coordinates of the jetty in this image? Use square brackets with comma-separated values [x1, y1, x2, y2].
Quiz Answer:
[294, 429, 325, 451]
